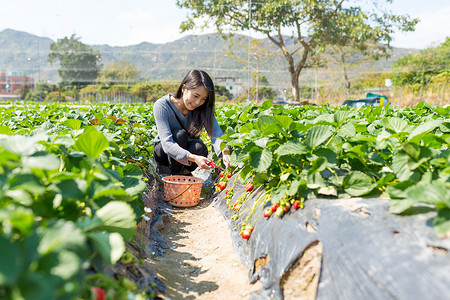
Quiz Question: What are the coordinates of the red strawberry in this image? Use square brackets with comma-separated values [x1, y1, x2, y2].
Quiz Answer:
[218, 182, 226, 191]
[225, 188, 231, 195]
[283, 202, 291, 212]
[219, 173, 224, 178]
[208, 161, 219, 169]
[245, 184, 254, 192]
[292, 200, 300, 210]
[241, 229, 251, 239]
[271, 203, 278, 212]
[227, 173, 232, 178]
[91, 287, 106, 300]
[263, 207, 273, 218]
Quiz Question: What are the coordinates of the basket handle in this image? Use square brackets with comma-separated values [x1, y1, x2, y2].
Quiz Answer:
[168, 183, 194, 202]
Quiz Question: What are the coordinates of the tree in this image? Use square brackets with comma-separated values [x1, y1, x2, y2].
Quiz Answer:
[48, 35, 102, 89]
[392, 37, 450, 87]
[177, 0, 418, 102]
[322, 7, 417, 92]
[227, 38, 276, 102]
[97, 60, 140, 88]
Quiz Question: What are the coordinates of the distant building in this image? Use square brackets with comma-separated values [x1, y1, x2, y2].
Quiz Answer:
[0, 71, 34, 98]
[215, 76, 243, 99]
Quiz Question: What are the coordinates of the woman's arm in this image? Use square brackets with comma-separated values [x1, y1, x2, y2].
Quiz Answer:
[188, 153, 213, 169]
[153, 97, 191, 165]
[207, 116, 231, 168]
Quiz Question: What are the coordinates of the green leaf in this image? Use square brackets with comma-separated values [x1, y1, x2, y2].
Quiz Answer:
[262, 123, 283, 136]
[63, 119, 82, 130]
[239, 123, 254, 134]
[88, 232, 125, 266]
[407, 183, 450, 207]
[433, 208, 450, 237]
[254, 137, 269, 148]
[22, 152, 60, 170]
[338, 121, 356, 137]
[305, 125, 333, 150]
[314, 148, 338, 165]
[334, 111, 354, 124]
[6, 189, 33, 206]
[271, 184, 288, 203]
[121, 176, 146, 196]
[91, 183, 128, 200]
[342, 171, 375, 196]
[275, 141, 308, 156]
[53, 135, 75, 148]
[37, 220, 87, 256]
[392, 152, 413, 181]
[261, 99, 273, 110]
[0, 125, 12, 135]
[75, 129, 109, 158]
[50, 249, 82, 280]
[0, 235, 20, 285]
[306, 171, 326, 189]
[386, 180, 416, 199]
[123, 163, 144, 178]
[18, 273, 52, 300]
[10, 174, 46, 195]
[96, 201, 136, 241]
[389, 198, 416, 214]
[407, 119, 442, 140]
[402, 142, 421, 160]
[381, 117, 410, 134]
[10, 207, 35, 236]
[249, 147, 273, 173]
[51, 179, 87, 200]
[258, 115, 282, 135]
[0, 135, 40, 156]
[310, 157, 328, 173]
[273, 115, 293, 131]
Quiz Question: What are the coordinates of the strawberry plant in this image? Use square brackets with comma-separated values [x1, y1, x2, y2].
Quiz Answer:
[0, 103, 157, 299]
[215, 100, 450, 237]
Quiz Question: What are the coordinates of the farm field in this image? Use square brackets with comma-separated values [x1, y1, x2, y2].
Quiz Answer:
[0, 100, 449, 299]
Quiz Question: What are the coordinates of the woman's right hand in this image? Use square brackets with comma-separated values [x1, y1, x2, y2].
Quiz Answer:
[189, 154, 213, 170]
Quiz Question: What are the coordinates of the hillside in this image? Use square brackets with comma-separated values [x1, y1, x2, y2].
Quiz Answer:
[0, 28, 419, 88]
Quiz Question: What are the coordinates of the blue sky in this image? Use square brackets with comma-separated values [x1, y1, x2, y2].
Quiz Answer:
[0, 0, 449, 49]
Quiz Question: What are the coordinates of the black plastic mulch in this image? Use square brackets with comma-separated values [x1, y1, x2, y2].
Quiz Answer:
[212, 174, 450, 300]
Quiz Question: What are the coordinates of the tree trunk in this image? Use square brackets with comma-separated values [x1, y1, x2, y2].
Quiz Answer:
[291, 72, 300, 103]
[266, 30, 310, 104]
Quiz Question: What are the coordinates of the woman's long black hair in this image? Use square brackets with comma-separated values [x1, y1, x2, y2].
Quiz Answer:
[173, 69, 215, 138]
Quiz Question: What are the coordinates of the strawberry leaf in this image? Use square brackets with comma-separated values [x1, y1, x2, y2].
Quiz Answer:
[342, 171, 375, 196]
[305, 125, 333, 150]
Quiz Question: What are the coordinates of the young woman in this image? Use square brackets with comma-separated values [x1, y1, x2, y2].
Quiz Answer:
[153, 69, 231, 175]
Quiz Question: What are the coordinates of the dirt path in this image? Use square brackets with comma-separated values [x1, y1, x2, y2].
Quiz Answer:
[143, 196, 262, 300]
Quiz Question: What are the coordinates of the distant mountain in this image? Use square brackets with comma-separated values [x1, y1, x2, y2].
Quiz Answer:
[0, 28, 419, 88]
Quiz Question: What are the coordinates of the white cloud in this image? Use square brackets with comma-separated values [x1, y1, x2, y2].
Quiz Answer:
[392, 5, 450, 49]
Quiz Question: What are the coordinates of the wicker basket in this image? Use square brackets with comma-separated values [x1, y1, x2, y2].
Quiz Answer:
[162, 175, 204, 207]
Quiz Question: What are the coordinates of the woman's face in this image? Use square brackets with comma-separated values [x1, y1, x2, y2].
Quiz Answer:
[182, 85, 208, 111]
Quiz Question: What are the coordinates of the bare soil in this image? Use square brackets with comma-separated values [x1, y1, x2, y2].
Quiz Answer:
[142, 196, 262, 300]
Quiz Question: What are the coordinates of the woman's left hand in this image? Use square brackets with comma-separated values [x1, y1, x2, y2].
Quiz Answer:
[222, 151, 231, 169]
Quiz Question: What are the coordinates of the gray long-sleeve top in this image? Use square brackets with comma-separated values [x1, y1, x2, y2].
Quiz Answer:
[153, 94, 225, 165]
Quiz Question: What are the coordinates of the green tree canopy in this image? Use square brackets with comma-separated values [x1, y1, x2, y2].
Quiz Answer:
[48, 35, 102, 89]
[391, 37, 450, 86]
[97, 60, 141, 88]
[323, 7, 417, 91]
[177, 0, 418, 102]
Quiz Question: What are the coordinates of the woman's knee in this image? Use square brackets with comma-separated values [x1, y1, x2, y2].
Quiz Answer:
[172, 129, 188, 148]
[189, 140, 208, 157]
